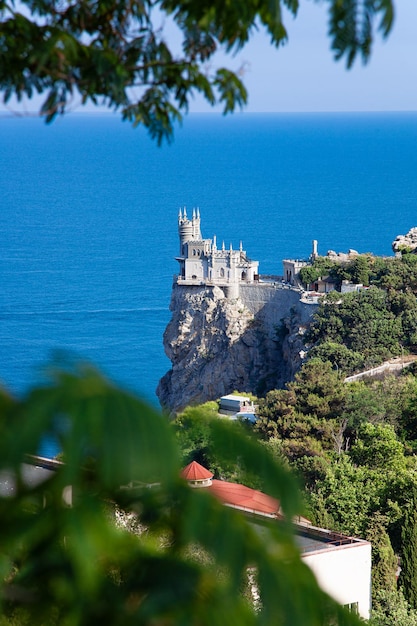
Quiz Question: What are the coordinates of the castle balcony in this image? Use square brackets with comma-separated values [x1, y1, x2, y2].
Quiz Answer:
[175, 275, 259, 287]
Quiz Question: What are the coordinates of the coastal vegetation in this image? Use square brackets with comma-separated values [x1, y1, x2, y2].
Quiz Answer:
[175, 368, 417, 624]
[172, 251, 417, 624]
[301, 253, 417, 375]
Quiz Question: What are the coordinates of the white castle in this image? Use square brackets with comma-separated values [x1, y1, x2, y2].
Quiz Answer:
[176, 208, 259, 298]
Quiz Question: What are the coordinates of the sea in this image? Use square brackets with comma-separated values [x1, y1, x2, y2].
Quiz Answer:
[1, 111, 417, 412]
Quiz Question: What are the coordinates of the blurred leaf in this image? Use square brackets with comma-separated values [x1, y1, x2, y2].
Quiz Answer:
[209, 418, 303, 520]
[0, 363, 363, 625]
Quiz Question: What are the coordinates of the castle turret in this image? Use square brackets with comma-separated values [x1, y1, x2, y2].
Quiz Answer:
[178, 207, 202, 255]
[178, 208, 193, 255]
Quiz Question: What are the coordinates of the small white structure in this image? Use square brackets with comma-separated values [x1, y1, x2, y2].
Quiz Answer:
[282, 240, 319, 287]
[282, 259, 308, 286]
[176, 208, 259, 298]
[219, 394, 255, 416]
[341, 280, 365, 293]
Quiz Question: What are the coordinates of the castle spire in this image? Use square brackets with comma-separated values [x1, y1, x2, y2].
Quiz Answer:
[240, 241, 243, 252]
[183, 206, 187, 219]
[213, 235, 217, 251]
[222, 241, 225, 251]
[179, 207, 183, 221]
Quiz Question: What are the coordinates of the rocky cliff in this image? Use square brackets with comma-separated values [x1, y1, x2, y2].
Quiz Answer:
[392, 227, 417, 254]
[157, 282, 317, 414]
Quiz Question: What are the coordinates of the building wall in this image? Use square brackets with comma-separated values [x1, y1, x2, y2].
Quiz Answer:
[302, 542, 372, 619]
[239, 283, 316, 337]
[282, 260, 308, 286]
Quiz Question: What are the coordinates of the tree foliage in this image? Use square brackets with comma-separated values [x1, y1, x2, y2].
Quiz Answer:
[299, 258, 341, 288]
[369, 590, 417, 626]
[377, 254, 417, 294]
[0, 0, 394, 142]
[366, 513, 398, 608]
[349, 423, 406, 471]
[307, 287, 404, 374]
[400, 489, 417, 610]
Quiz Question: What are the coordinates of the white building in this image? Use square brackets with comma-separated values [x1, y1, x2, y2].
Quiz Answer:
[181, 461, 372, 620]
[219, 394, 255, 416]
[176, 208, 259, 298]
[297, 523, 371, 619]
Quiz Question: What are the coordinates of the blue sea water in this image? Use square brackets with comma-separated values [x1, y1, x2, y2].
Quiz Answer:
[1, 111, 417, 409]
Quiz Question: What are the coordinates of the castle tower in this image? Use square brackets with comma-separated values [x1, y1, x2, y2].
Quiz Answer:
[178, 207, 202, 255]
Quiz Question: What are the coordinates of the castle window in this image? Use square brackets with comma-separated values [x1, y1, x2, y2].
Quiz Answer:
[241, 271, 247, 281]
[220, 268, 225, 278]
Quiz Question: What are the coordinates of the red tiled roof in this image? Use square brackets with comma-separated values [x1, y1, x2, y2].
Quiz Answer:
[181, 461, 214, 481]
[208, 479, 281, 517]
[181, 462, 311, 524]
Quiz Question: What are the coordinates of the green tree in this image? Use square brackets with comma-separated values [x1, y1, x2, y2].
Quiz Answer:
[308, 455, 375, 537]
[0, 0, 394, 142]
[388, 290, 417, 349]
[378, 254, 417, 294]
[288, 359, 346, 420]
[349, 423, 406, 472]
[299, 258, 341, 289]
[308, 287, 402, 371]
[366, 513, 398, 607]
[400, 490, 417, 609]
[173, 402, 219, 466]
[349, 255, 372, 286]
[369, 590, 417, 626]
[255, 388, 297, 440]
[255, 361, 348, 465]
[309, 342, 365, 375]
[341, 380, 385, 429]
[367, 374, 417, 434]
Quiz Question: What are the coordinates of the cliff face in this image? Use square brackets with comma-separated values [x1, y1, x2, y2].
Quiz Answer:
[157, 283, 317, 414]
[392, 227, 417, 254]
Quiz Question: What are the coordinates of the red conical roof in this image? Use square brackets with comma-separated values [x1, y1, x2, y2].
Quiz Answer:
[181, 460, 214, 481]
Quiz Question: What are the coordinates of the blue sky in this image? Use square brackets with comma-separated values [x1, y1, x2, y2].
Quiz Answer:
[2, 1, 417, 115]
[189, 0, 417, 113]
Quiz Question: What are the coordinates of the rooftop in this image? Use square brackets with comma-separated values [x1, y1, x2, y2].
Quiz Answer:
[180, 461, 368, 554]
[209, 478, 280, 517]
[181, 461, 214, 481]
